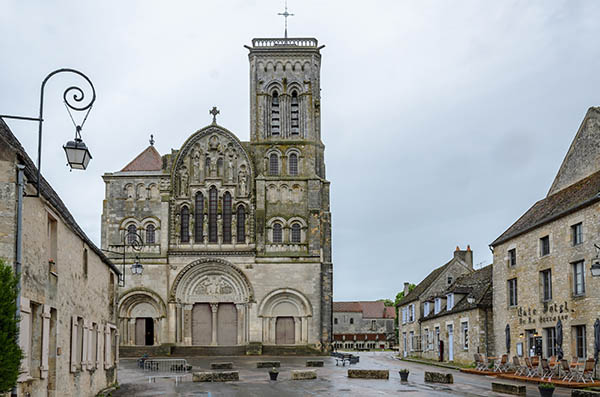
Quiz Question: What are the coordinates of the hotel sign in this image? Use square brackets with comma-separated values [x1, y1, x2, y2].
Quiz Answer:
[517, 301, 572, 325]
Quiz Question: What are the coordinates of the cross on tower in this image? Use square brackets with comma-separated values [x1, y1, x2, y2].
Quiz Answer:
[149, 134, 155, 146]
[278, 0, 294, 39]
[209, 106, 220, 124]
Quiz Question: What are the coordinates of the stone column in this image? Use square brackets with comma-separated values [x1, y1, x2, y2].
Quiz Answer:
[294, 317, 301, 344]
[301, 317, 308, 343]
[235, 304, 245, 345]
[183, 304, 193, 346]
[153, 318, 159, 345]
[269, 317, 276, 344]
[129, 318, 136, 345]
[40, 305, 51, 378]
[210, 303, 219, 345]
[168, 302, 176, 343]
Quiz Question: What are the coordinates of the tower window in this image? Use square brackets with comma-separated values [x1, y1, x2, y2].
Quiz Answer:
[269, 153, 279, 176]
[291, 222, 301, 243]
[180, 206, 189, 243]
[208, 187, 218, 243]
[291, 91, 299, 135]
[272, 222, 283, 243]
[127, 224, 137, 244]
[289, 153, 298, 175]
[271, 91, 280, 135]
[236, 205, 246, 243]
[146, 224, 155, 244]
[223, 192, 232, 244]
[195, 192, 204, 242]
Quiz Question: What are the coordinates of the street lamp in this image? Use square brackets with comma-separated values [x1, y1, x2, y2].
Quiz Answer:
[0, 68, 96, 196]
[592, 244, 600, 278]
[131, 255, 144, 275]
[102, 230, 144, 287]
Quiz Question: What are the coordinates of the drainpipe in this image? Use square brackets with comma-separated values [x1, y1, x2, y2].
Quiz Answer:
[12, 164, 25, 397]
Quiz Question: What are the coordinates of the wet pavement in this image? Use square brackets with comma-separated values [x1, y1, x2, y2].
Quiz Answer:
[114, 351, 573, 396]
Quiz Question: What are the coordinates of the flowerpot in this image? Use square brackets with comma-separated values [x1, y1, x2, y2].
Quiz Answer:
[269, 372, 279, 381]
[538, 387, 554, 397]
[399, 371, 409, 382]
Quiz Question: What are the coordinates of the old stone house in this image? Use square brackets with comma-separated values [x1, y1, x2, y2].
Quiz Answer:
[419, 265, 493, 365]
[332, 301, 396, 350]
[101, 36, 333, 355]
[491, 107, 600, 365]
[397, 247, 474, 360]
[0, 120, 120, 397]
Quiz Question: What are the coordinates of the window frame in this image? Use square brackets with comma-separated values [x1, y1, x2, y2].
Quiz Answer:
[290, 222, 301, 243]
[461, 321, 469, 350]
[194, 192, 204, 243]
[545, 326, 557, 358]
[272, 222, 283, 243]
[236, 205, 245, 243]
[540, 235, 550, 256]
[572, 260, 586, 296]
[508, 248, 517, 267]
[222, 192, 232, 244]
[540, 269, 552, 302]
[269, 153, 279, 176]
[180, 206, 190, 243]
[571, 222, 583, 246]
[446, 293, 454, 311]
[574, 325, 586, 359]
[146, 224, 156, 244]
[208, 187, 218, 243]
[288, 152, 299, 175]
[508, 278, 518, 307]
[423, 302, 430, 317]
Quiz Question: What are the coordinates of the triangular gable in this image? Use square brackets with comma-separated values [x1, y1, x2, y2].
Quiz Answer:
[120, 146, 162, 172]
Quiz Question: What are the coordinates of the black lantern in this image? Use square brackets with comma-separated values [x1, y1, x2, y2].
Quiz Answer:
[131, 255, 143, 275]
[63, 127, 92, 170]
[591, 258, 600, 278]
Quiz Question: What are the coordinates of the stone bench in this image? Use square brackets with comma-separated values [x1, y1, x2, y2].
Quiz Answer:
[256, 361, 281, 368]
[347, 369, 389, 379]
[306, 360, 324, 367]
[291, 370, 317, 380]
[424, 371, 453, 384]
[491, 382, 526, 396]
[210, 362, 233, 370]
[192, 371, 239, 382]
[572, 391, 600, 397]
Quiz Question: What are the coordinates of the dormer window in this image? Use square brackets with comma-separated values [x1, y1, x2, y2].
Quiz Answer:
[291, 91, 299, 135]
[423, 302, 430, 317]
[446, 293, 454, 311]
[271, 91, 280, 135]
[434, 298, 441, 314]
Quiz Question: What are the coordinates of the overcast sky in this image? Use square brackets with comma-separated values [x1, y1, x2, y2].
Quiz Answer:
[1, 1, 599, 302]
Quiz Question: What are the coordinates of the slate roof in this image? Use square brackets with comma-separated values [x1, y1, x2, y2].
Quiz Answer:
[397, 260, 452, 306]
[120, 145, 163, 172]
[491, 170, 600, 246]
[0, 119, 120, 275]
[333, 301, 396, 319]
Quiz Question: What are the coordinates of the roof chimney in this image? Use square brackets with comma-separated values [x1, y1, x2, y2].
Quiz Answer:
[403, 282, 410, 296]
[454, 245, 474, 269]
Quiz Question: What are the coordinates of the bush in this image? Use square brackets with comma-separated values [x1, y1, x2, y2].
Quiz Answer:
[538, 383, 555, 389]
[0, 259, 23, 393]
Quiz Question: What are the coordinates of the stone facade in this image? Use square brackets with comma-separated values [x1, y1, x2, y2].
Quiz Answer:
[491, 107, 600, 368]
[0, 120, 120, 397]
[332, 301, 395, 350]
[397, 247, 476, 361]
[101, 37, 332, 353]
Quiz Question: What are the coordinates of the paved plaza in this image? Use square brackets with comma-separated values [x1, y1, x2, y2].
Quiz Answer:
[114, 352, 573, 396]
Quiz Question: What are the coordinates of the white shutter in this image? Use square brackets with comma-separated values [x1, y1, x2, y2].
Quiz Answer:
[70, 316, 78, 372]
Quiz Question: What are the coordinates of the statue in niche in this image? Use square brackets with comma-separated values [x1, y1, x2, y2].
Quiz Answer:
[238, 165, 248, 196]
[209, 135, 219, 150]
[227, 157, 235, 183]
[209, 157, 217, 177]
[192, 151, 201, 182]
[179, 167, 189, 196]
[203, 215, 208, 242]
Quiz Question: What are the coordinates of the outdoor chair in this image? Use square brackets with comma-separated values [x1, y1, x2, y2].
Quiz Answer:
[559, 359, 574, 382]
[577, 359, 595, 383]
[513, 356, 526, 376]
[524, 357, 537, 378]
[474, 354, 486, 371]
[493, 354, 508, 372]
[540, 358, 556, 381]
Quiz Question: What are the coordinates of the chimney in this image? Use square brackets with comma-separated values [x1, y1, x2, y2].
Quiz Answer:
[403, 282, 410, 296]
[454, 245, 474, 269]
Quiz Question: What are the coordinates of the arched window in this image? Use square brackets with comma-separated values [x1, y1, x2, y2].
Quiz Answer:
[205, 156, 211, 170]
[146, 224, 155, 244]
[291, 222, 301, 243]
[271, 91, 280, 135]
[223, 192, 232, 243]
[272, 222, 283, 243]
[180, 206, 189, 243]
[291, 91, 299, 135]
[289, 153, 298, 176]
[217, 158, 224, 176]
[195, 192, 204, 242]
[208, 187, 218, 243]
[269, 153, 279, 176]
[126, 224, 137, 244]
[236, 205, 246, 243]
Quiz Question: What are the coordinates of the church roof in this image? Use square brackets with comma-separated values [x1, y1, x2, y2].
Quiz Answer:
[121, 145, 162, 172]
[333, 301, 396, 319]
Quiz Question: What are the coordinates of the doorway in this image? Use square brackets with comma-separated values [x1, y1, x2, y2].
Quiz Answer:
[447, 324, 454, 361]
[276, 317, 295, 344]
[135, 317, 154, 346]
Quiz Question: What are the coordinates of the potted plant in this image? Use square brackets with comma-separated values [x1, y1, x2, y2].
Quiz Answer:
[399, 369, 409, 382]
[538, 383, 555, 397]
[268, 367, 279, 381]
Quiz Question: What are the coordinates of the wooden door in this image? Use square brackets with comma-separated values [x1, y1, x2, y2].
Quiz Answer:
[135, 318, 145, 346]
[276, 317, 295, 344]
[217, 303, 237, 345]
[192, 303, 212, 345]
[145, 318, 154, 346]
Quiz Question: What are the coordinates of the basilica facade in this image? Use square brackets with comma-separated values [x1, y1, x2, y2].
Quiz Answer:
[101, 37, 332, 354]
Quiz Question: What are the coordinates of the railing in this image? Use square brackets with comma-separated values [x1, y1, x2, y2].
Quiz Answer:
[143, 358, 190, 374]
[252, 38, 318, 48]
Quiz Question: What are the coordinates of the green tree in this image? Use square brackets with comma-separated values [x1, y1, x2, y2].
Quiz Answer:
[378, 299, 394, 307]
[0, 258, 23, 393]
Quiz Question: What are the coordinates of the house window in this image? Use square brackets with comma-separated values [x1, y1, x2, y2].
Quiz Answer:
[272, 222, 283, 243]
[290, 91, 299, 135]
[371, 320, 376, 330]
[423, 328, 429, 351]
[271, 91, 280, 135]
[545, 326, 556, 358]
[208, 187, 218, 243]
[290, 222, 301, 243]
[222, 192, 232, 243]
[408, 304, 414, 322]
[195, 192, 204, 242]
[571, 223, 583, 246]
[146, 224, 155, 244]
[573, 261, 585, 296]
[334, 318, 338, 325]
[508, 248, 517, 267]
[540, 235, 550, 256]
[269, 153, 279, 175]
[508, 278, 518, 306]
[446, 294, 454, 311]
[236, 205, 245, 243]
[401, 307, 407, 324]
[349, 318, 354, 325]
[180, 206, 189, 243]
[83, 248, 88, 279]
[540, 269, 552, 302]
[423, 302, 430, 317]
[47, 214, 58, 274]
[289, 152, 298, 175]
[435, 327, 440, 350]
[461, 321, 469, 350]
[409, 331, 414, 351]
[574, 325, 586, 359]
[447, 276, 453, 285]
[434, 298, 441, 314]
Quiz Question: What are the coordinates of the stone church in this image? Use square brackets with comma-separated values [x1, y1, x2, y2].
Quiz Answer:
[101, 37, 332, 354]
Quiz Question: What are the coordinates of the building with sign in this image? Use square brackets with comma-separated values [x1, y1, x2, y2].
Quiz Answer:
[490, 107, 600, 363]
[332, 301, 396, 350]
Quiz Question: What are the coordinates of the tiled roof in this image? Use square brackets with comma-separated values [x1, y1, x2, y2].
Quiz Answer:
[397, 260, 452, 306]
[0, 119, 120, 275]
[333, 301, 395, 319]
[333, 302, 362, 312]
[121, 145, 163, 172]
[384, 306, 396, 319]
[491, 170, 600, 246]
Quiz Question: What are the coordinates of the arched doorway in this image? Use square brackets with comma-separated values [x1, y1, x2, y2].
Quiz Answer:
[258, 288, 313, 345]
[118, 290, 167, 346]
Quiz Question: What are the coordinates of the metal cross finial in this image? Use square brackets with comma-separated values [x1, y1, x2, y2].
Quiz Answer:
[278, 0, 294, 39]
[209, 106, 220, 124]
[149, 134, 155, 146]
